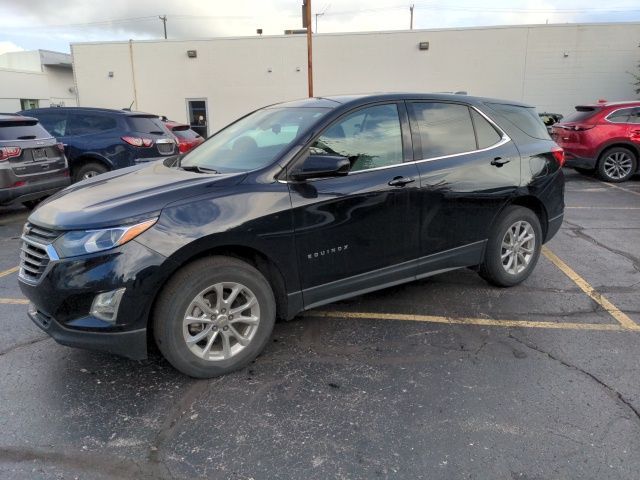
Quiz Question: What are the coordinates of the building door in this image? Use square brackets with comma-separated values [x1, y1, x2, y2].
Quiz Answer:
[187, 99, 208, 138]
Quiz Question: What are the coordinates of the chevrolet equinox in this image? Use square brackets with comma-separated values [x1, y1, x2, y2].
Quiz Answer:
[19, 94, 565, 378]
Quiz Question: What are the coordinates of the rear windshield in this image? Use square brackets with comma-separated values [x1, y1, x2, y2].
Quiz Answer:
[173, 128, 201, 140]
[126, 116, 168, 135]
[487, 103, 549, 140]
[564, 106, 601, 123]
[0, 120, 50, 140]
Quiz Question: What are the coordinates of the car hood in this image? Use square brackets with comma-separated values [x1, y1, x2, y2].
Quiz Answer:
[29, 162, 246, 230]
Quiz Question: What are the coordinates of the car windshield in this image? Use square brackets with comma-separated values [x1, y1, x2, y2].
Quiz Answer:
[180, 107, 330, 173]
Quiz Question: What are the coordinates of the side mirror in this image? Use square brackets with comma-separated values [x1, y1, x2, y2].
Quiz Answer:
[290, 154, 350, 181]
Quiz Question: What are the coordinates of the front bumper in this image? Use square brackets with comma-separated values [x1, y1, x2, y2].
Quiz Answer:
[19, 239, 172, 360]
[28, 306, 148, 360]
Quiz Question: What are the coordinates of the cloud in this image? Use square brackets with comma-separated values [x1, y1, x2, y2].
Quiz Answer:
[0, 41, 24, 55]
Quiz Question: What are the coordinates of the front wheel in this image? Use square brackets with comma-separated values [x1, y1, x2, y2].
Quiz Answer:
[479, 206, 542, 287]
[153, 256, 276, 378]
[597, 147, 637, 183]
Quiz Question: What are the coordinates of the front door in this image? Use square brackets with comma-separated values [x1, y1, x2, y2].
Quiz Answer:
[288, 102, 420, 308]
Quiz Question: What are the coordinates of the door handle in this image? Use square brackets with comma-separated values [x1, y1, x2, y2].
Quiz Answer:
[388, 176, 415, 187]
[490, 157, 511, 167]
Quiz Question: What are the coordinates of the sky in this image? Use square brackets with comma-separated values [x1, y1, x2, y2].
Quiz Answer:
[1, 0, 639, 54]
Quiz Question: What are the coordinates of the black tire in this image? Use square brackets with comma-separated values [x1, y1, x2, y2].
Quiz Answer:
[153, 256, 276, 378]
[479, 206, 542, 287]
[73, 162, 108, 183]
[597, 147, 637, 183]
[573, 167, 594, 176]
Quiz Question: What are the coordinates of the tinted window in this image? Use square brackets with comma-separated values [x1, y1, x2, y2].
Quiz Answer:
[607, 108, 633, 124]
[311, 104, 403, 172]
[127, 116, 167, 134]
[36, 112, 68, 136]
[67, 114, 117, 135]
[630, 108, 640, 124]
[0, 121, 50, 140]
[563, 106, 601, 123]
[488, 103, 549, 140]
[411, 102, 476, 159]
[181, 107, 329, 173]
[471, 109, 502, 149]
[174, 128, 201, 140]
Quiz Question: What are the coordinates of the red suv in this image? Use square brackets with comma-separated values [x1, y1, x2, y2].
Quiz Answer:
[552, 101, 640, 182]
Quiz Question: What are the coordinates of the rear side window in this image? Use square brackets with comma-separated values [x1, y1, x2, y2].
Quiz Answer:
[563, 106, 601, 123]
[36, 112, 68, 137]
[630, 108, 640, 124]
[488, 103, 549, 140]
[127, 116, 167, 134]
[410, 102, 476, 159]
[67, 114, 117, 136]
[606, 108, 633, 124]
[471, 109, 502, 149]
[0, 120, 50, 140]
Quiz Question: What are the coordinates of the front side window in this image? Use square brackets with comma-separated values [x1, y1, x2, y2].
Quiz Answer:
[181, 107, 330, 173]
[411, 102, 476, 159]
[310, 104, 403, 172]
[36, 112, 68, 137]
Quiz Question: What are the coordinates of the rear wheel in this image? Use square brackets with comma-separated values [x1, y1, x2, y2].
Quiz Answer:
[153, 256, 276, 378]
[479, 206, 542, 287]
[597, 147, 637, 183]
[73, 162, 108, 182]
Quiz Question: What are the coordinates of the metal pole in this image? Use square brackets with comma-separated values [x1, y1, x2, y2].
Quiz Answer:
[410, 5, 414, 30]
[306, 1, 313, 97]
[159, 15, 167, 39]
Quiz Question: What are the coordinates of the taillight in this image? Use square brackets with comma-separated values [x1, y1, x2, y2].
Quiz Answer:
[551, 146, 565, 167]
[0, 146, 22, 161]
[122, 136, 153, 147]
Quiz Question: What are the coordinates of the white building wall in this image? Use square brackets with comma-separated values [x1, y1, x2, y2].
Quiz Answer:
[0, 68, 49, 112]
[71, 23, 640, 131]
[44, 65, 77, 107]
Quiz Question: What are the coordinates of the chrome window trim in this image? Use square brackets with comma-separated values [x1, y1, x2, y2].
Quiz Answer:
[278, 104, 511, 183]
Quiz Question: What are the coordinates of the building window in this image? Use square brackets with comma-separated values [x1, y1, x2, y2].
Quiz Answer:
[20, 99, 40, 110]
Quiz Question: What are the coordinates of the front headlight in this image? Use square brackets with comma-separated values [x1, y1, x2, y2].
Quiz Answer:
[53, 218, 157, 258]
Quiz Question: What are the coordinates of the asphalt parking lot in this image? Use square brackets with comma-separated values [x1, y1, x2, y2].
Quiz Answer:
[0, 169, 639, 480]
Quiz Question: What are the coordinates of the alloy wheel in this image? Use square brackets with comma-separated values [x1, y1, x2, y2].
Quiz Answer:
[603, 152, 633, 180]
[501, 220, 536, 275]
[183, 282, 260, 361]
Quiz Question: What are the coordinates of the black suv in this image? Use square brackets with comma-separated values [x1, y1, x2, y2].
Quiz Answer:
[19, 94, 564, 378]
[0, 114, 70, 208]
[20, 107, 177, 182]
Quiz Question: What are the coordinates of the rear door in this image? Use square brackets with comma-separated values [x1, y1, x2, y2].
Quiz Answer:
[407, 101, 521, 273]
[288, 102, 421, 307]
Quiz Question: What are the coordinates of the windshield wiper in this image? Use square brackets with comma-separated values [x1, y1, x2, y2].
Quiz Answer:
[180, 165, 220, 174]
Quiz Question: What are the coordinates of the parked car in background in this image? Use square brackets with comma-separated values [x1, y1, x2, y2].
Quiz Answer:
[20, 107, 177, 182]
[539, 112, 563, 134]
[0, 114, 70, 209]
[19, 93, 564, 378]
[552, 100, 640, 182]
[163, 120, 205, 153]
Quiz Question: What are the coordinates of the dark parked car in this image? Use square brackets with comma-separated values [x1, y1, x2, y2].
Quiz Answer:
[0, 114, 70, 208]
[552, 100, 640, 182]
[20, 107, 177, 182]
[19, 94, 564, 378]
[163, 120, 205, 153]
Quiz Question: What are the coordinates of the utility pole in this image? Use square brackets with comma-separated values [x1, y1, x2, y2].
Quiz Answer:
[159, 15, 167, 39]
[303, 0, 313, 97]
[409, 5, 414, 30]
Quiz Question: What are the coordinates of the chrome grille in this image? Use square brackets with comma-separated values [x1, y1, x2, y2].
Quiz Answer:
[19, 223, 60, 283]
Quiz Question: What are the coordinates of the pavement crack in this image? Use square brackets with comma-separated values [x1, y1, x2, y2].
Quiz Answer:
[508, 333, 640, 424]
[147, 379, 213, 475]
[564, 219, 640, 273]
[0, 336, 50, 357]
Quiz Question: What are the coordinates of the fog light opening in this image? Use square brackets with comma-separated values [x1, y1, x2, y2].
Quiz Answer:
[90, 288, 126, 323]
